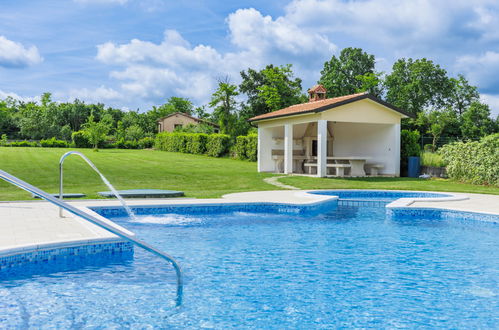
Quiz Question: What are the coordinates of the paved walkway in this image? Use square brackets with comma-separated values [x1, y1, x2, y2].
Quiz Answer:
[263, 176, 299, 190]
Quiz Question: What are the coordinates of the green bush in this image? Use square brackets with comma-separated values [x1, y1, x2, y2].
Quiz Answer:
[233, 134, 258, 161]
[40, 137, 69, 148]
[155, 132, 188, 153]
[0, 134, 7, 146]
[138, 137, 155, 149]
[245, 134, 258, 162]
[72, 131, 92, 148]
[185, 133, 208, 154]
[206, 134, 231, 157]
[440, 133, 499, 186]
[400, 130, 421, 175]
[234, 136, 248, 160]
[124, 140, 139, 149]
[420, 151, 446, 167]
[155, 132, 230, 157]
[9, 140, 39, 147]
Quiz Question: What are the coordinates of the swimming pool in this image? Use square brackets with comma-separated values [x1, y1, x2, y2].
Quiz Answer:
[1, 191, 498, 328]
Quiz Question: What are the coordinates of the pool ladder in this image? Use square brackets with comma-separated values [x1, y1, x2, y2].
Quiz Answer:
[0, 169, 184, 306]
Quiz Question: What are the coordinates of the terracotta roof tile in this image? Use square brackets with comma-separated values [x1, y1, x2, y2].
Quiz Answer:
[249, 92, 367, 122]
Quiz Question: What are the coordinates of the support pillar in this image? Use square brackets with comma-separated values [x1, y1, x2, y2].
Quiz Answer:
[393, 123, 401, 177]
[317, 120, 328, 177]
[284, 124, 293, 174]
[257, 127, 273, 172]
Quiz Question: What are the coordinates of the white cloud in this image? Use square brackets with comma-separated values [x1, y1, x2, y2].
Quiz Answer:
[0, 90, 40, 103]
[0, 36, 43, 68]
[95, 10, 335, 105]
[481, 93, 499, 117]
[227, 8, 335, 57]
[455, 51, 499, 91]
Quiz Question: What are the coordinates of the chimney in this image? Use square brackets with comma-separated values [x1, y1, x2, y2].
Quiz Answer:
[308, 84, 327, 102]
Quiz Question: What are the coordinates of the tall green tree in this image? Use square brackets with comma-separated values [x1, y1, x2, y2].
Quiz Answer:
[385, 58, 452, 115]
[239, 64, 304, 118]
[82, 113, 113, 149]
[447, 74, 480, 116]
[416, 108, 459, 150]
[460, 102, 497, 140]
[209, 80, 239, 136]
[318, 47, 377, 97]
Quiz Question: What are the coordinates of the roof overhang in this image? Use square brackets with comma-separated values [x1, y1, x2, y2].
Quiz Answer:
[248, 94, 414, 123]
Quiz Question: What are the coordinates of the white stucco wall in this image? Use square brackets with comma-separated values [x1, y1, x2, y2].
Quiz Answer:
[331, 122, 398, 175]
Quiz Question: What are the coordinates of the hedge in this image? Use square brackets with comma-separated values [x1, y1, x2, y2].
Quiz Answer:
[233, 134, 257, 161]
[400, 130, 421, 175]
[206, 134, 231, 157]
[72, 131, 92, 148]
[155, 132, 231, 157]
[40, 137, 69, 148]
[440, 133, 499, 186]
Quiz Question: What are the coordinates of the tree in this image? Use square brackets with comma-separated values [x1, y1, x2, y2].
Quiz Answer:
[461, 102, 497, 140]
[125, 124, 145, 141]
[447, 74, 479, 116]
[385, 58, 452, 115]
[354, 72, 384, 97]
[209, 79, 239, 135]
[239, 64, 304, 118]
[82, 113, 113, 149]
[416, 109, 458, 151]
[318, 47, 377, 97]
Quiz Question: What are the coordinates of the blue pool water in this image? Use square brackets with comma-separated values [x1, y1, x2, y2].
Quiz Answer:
[1, 192, 498, 328]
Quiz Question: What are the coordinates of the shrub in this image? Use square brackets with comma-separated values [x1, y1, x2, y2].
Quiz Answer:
[245, 134, 258, 162]
[0, 134, 7, 146]
[155, 132, 230, 157]
[420, 151, 446, 167]
[400, 130, 421, 175]
[9, 140, 38, 147]
[138, 137, 155, 149]
[124, 140, 139, 149]
[206, 134, 231, 157]
[234, 135, 248, 160]
[440, 133, 499, 186]
[72, 131, 92, 148]
[233, 134, 257, 161]
[154, 132, 187, 152]
[40, 137, 69, 148]
[185, 133, 208, 154]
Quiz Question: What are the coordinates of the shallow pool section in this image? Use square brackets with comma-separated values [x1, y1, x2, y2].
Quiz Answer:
[1, 196, 498, 328]
[311, 190, 452, 202]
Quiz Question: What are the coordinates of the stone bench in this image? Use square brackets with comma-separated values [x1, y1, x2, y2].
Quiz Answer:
[365, 164, 384, 176]
[327, 163, 351, 177]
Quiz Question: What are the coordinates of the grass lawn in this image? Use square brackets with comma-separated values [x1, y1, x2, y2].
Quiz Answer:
[0, 147, 276, 201]
[279, 175, 499, 195]
[0, 147, 497, 201]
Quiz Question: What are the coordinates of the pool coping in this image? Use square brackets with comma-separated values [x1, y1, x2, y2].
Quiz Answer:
[1, 189, 498, 271]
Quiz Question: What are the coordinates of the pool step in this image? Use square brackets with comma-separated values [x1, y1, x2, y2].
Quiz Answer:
[98, 189, 184, 198]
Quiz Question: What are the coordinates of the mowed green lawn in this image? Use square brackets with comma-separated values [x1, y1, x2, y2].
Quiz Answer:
[0, 148, 276, 200]
[0, 147, 497, 201]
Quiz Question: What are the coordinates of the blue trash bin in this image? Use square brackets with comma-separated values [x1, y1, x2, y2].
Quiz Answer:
[408, 156, 420, 178]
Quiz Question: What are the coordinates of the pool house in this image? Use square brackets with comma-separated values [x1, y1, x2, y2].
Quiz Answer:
[248, 86, 413, 177]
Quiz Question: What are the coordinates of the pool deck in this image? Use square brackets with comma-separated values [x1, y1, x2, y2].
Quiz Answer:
[1, 190, 498, 258]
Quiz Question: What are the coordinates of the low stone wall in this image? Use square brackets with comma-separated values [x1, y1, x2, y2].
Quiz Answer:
[421, 165, 447, 178]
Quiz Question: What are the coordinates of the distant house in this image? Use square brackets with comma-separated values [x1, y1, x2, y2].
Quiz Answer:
[157, 112, 219, 133]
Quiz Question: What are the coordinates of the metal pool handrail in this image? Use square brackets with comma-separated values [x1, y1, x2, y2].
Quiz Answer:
[0, 169, 184, 306]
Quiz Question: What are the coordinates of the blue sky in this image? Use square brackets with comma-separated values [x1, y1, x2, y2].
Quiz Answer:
[1, 0, 498, 116]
